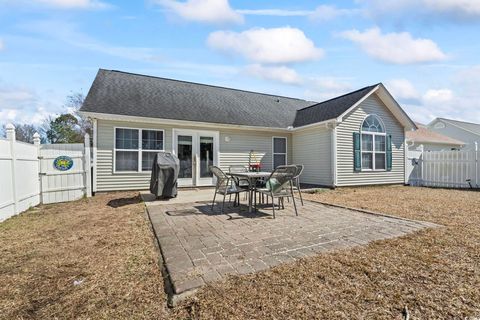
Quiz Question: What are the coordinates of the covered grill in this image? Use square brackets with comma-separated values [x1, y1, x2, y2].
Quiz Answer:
[150, 152, 180, 198]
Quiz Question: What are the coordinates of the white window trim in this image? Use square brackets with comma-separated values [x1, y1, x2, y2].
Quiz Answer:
[272, 136, 288, 169]
[113, 127, 165, 174]
[360, 115, 387, 172]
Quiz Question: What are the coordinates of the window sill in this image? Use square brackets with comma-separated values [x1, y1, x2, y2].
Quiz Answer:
[113, 171, 152, 174]
[360, 169, 387, 172]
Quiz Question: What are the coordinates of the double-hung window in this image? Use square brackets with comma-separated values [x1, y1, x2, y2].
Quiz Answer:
[361, 115, 386, 170]
[273, 137, 287, 168]
[115, 128, 164, 172]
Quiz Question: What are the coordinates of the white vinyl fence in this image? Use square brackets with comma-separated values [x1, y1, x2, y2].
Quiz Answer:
[0, 124, 91, 222]
[407, 146, 479, 189]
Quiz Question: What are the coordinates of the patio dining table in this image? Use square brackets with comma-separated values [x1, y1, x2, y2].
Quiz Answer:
[227, 171, 272, 213]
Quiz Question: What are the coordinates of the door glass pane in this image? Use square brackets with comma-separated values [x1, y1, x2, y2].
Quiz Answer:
[273, 137, 287, 154]
[178, 135, 193, 179]
[375, 153, 386, 170]
[142, 151, 157, 171]
[274, 154, 286, 169]
[200, 136, 214, 178]
[361, 153, 373, 169]
[116, 151, 138, 171]
[362, 134, 373, 151]
[375, 135, 386, 152]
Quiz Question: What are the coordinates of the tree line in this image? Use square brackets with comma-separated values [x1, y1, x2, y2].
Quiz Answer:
[2, 93, 92, 144]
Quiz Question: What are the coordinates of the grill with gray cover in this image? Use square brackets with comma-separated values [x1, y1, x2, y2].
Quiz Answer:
[150, 152, 180, 198]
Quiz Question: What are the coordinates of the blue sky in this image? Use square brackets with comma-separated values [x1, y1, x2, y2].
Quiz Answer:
[1, 0, 480, 126]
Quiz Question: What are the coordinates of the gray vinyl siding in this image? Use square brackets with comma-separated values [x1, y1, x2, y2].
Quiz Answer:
[429, 120, 480, 150]
[96, 119, 291, 191]
[336, 94, 405, 186]
[292, 126, 333, 186]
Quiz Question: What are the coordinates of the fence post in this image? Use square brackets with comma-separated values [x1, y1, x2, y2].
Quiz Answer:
[84, 134, 92, 197]
[419, 144, 424, 187]
[6, 124, 18, 214]
[475, 142, 478, 188]
[33, 132, 43, 204]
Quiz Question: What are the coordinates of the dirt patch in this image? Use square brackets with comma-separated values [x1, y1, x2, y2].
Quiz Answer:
[171, 186, 480, 319]
[0, 192, 167, 319]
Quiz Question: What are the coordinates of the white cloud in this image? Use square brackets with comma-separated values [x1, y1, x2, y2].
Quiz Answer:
[3, 0, 110, 9]
[244, 64, 302, 85]
[236, 9, 311, 17]
[303, 77, 353, 101]
[359, 0, 480, 20]
[0, 84, 58, 125]
[385, 79, 420, 100]
[340, 27, 447, 64]
[155, 0, 243, 24]
[309, 5, 361, 22]
[21, 20, 160, 62]
[401, 66, 480, 124]
[422, 89, 454, 104]
[237, 5, 360, 22]
[207, 27, 324, 64]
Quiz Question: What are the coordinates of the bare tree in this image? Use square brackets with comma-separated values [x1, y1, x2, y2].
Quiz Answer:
[1, 123, 41, 143]
[67, 92, 92, 137]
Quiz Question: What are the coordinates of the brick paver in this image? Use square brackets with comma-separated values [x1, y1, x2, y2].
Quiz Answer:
[147, 200, 436, 295]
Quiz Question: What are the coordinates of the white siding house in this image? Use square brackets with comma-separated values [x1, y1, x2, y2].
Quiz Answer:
[336, 94, 406, 186]
[428, 118, 480, 150]
[406, 122, 464, 152]
[81, 69, 416, 191]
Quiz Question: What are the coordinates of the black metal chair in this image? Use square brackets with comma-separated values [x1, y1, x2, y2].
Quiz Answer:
[256, 165, 298, 218]
[210, 166, 248, 213]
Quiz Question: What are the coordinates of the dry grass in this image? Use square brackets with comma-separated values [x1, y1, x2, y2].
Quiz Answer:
[2, 186, 480, 319]
[172, 186, 480, 319]
[0, 192, 167, 319]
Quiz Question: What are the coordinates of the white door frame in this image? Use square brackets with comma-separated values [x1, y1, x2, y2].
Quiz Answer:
[172, 128, 220, 187]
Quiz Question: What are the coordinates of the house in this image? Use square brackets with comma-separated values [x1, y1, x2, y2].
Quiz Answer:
[79, 69, 416, 192]
[428, 118, 480, 150]
[406, 122, 464, 151]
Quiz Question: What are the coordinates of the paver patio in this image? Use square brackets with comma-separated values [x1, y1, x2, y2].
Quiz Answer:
[146, 198, 436, 296]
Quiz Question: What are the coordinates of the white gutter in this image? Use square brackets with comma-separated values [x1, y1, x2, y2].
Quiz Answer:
[80, 111, 337, 132]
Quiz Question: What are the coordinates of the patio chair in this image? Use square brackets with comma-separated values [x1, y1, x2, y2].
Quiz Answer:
[256, 165, 298, 218]
[293, 164, 304, 206]
[210, 166, 248, 213]
[229, 165, 250, 201]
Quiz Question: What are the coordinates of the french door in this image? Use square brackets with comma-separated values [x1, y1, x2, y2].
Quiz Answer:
[173, 129, 219, 187]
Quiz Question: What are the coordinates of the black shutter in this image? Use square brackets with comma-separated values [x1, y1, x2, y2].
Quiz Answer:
[386, 134, 392, 171]
[353, 132, 361, 172]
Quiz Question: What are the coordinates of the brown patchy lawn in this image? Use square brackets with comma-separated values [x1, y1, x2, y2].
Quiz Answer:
[0, 192, 167, 320]
[172, 186, 480, 319]
[2, 186, 480, 319]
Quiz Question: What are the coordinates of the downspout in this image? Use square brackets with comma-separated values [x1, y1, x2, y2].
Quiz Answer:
[92, 118, 98, 193]
[404, 129, 408, 185]
[330, 121, 338, 188]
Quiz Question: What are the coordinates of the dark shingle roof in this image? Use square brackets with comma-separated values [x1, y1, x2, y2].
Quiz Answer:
[293, 84, 379, 127]
[81, 69, 314, 128]
[81, 69, 380, 128]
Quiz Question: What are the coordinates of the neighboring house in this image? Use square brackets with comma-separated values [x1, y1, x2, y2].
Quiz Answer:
[428, 118, 480, 150]
[406, 122, 464, 151]
[79, 69, 416, 192]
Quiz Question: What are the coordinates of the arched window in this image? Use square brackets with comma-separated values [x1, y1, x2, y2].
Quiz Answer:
[361, 115, 386, 170]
